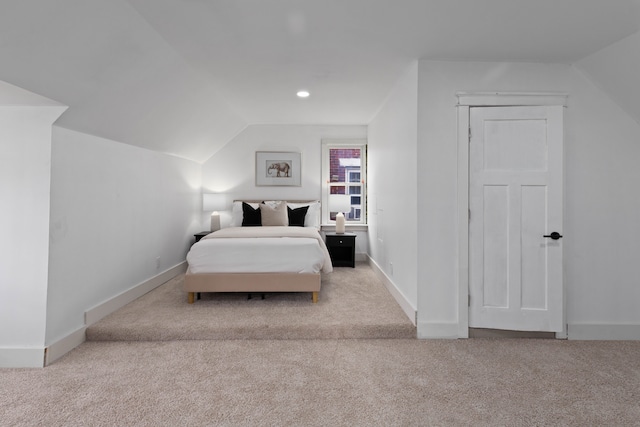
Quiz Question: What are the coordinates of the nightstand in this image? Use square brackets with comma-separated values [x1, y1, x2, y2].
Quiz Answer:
[193, 231, 211, 244]
[325, 232, 356, 268]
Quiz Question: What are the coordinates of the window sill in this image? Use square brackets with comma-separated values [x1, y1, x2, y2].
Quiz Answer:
[321, 224, 368, 232]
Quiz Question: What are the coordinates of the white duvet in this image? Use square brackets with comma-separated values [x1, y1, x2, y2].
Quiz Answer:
[186, 226, 333, 274]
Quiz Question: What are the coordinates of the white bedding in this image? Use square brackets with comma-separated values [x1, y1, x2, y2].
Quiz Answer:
[186, 226, 333, 274]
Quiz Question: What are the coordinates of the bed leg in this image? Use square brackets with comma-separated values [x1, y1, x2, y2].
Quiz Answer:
[188, 292, 195, 304]
[312, 291, 318, 304]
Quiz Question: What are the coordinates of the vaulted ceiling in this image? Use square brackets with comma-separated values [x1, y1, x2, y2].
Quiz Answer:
[1, 0, 639, 162]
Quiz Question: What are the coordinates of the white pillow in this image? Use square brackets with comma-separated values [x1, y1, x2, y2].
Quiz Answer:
[288, 201, 321, 229]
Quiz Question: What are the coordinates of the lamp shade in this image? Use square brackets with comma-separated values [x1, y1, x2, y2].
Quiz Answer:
[203, 193, 227, 212]
[328, 194, 351, 213]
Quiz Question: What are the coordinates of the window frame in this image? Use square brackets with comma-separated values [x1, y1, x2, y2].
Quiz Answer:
[321, 139, 367, 226]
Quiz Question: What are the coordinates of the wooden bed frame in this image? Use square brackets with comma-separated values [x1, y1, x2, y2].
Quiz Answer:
[184, 270, 321, 304]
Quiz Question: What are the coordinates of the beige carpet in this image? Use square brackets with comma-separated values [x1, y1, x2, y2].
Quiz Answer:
[4, 263, 640, 426]
[86, 262, 416, 341]
[3, 339, 640, 426]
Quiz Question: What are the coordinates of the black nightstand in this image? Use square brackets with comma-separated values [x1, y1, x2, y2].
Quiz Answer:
[325, 232, 356, 268]
[193, 231, 211, 243]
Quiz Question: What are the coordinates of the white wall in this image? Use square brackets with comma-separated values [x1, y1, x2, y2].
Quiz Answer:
[417, 60, 640, 339]
[0, 81, 66, 367]
[201, 124, 369, 254]
[367, 62, 419, 313]
[46, 127, 201, 345]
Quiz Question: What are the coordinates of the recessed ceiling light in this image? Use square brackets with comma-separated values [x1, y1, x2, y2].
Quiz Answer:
[297, 90, 310, 98]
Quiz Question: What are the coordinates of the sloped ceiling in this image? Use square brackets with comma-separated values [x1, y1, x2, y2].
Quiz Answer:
[577, 31, 640, 126]
[1, 0, 639, 162]
[0, 0, 246, 162]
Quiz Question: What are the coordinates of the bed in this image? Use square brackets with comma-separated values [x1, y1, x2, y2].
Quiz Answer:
[184, 200, 333, 304]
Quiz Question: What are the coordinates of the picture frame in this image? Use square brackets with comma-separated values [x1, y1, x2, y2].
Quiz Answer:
[255, 151, 302, 186]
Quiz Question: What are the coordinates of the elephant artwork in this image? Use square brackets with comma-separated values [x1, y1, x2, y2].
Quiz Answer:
[266, 161, 291, 178]
[256, 152, 301, 186]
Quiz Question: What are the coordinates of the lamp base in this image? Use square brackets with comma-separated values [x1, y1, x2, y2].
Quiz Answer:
[335, 212, 345, 234]
[210, 212, 221, 232]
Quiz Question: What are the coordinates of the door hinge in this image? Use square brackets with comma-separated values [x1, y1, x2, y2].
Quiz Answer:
[468, 294, 471, 307]
[468, 126, 472, 141]
[468, 209, 471, 221]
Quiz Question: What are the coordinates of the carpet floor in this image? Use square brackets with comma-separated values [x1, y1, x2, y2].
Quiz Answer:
[2, 339, 640, 426]
[3, 263, 640, 426]
[86, 262, 416, 341]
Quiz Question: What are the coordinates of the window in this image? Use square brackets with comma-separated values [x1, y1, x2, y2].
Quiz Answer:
[321, 139, 367, 225]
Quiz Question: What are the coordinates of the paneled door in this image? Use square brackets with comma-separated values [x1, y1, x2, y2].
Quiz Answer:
[469, 106, 563, 332]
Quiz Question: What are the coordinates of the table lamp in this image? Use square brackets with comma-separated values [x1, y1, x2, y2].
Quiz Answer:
[329, 194, 351, 234]
[203, 193, 227, 232]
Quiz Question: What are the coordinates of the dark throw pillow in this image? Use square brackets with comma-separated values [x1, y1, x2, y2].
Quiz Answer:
[242, 202, 261, 226]
[287, 205, 309, 227]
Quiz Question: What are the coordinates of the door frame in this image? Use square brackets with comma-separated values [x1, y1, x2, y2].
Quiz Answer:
[455, 92, 568, 339]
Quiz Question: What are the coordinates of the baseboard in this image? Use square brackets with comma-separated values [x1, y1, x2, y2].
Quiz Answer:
[367, 255, 417, 325]
[355, 252, 367, 262]
[44, 327, 86, 366]
[2, 263, 187, 368]
[568, 323, 640, 340]
[85, 261, 187, 326]
[38, 262, 187, 368]
[417, 321, 460, 339]
[0, 348, 46, 368]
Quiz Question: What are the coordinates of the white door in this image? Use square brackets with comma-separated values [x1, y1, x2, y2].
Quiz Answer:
[469, 106, 563, 332]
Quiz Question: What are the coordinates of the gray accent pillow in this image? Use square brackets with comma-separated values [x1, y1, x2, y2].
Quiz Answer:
[259, 201, 288, 226]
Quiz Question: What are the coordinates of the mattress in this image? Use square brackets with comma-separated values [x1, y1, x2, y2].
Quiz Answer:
[186, 226, 333, 274]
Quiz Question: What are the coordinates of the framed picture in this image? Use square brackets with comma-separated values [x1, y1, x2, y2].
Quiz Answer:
[255, 151, 302, 186]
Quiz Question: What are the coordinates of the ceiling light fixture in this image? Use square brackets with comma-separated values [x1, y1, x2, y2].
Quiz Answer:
[296, 90, 310, 98]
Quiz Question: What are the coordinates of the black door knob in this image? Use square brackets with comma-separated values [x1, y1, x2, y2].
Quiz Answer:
[543, 232, 563, 240]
